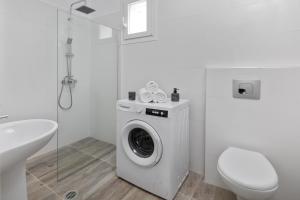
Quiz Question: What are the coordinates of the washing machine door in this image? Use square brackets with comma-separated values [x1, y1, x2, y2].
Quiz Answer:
[122, 120, 163, 167]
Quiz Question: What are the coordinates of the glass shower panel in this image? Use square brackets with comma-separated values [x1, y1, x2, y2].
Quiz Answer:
[56, 9, 118, 196]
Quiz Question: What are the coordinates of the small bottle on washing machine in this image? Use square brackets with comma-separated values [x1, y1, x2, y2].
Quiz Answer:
[171, 88, 180, 102]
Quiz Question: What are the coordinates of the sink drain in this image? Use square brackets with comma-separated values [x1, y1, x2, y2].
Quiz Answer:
[64, 190, 79, 200]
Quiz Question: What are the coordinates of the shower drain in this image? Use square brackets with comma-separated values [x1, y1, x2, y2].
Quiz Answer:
[64, 190, 79, 200]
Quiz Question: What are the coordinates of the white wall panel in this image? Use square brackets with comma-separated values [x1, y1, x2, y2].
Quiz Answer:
[205, 67, 300, 200]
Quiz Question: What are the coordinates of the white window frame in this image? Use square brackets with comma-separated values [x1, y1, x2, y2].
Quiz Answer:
[122, 0, 157, 43]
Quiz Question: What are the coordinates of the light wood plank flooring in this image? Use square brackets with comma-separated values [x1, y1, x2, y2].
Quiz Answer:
[26, 137, 236, 200]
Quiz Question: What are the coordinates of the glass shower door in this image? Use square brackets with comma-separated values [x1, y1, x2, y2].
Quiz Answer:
[56, 9, 118, 199]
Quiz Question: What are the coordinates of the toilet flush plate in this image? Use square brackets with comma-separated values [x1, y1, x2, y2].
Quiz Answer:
[233, 80, 261, 100]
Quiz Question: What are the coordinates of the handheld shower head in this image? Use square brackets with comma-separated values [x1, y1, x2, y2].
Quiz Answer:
[66, 38, 73, 57]
[67, 38, 73, 45]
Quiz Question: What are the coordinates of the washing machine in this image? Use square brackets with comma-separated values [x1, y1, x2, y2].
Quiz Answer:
[116, 99, 189, 200]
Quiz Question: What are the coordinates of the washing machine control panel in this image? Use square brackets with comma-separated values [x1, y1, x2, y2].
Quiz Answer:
[146, 108, 168, 118]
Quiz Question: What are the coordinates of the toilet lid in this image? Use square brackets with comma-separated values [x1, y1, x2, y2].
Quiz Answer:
[218, 147, 278, 191]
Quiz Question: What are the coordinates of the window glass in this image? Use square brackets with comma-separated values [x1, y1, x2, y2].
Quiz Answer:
[99, 25, 112, 40]
[128, 0, 147, 35]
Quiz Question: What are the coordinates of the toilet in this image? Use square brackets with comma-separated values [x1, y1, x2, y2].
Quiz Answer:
[217, 147, 279, 200]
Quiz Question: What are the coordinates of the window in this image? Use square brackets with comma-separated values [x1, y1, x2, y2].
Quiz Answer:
[98, 25, 113, 40]
[123, 0, 156, 41]
[128, 0, 147, 35]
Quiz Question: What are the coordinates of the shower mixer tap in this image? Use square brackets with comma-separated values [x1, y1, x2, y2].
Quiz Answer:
[62, 76, 77, 88]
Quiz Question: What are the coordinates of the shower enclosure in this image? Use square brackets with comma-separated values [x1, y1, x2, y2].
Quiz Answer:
[1, 0, 119, 199]
[56, 6, 118, 198]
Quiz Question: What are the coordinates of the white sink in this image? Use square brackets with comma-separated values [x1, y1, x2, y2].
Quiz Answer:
[0, 119, 58, 200]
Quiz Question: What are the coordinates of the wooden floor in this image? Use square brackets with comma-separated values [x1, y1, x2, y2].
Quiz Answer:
[26, 137, 236, 200]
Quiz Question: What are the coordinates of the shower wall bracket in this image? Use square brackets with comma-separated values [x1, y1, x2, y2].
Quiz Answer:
[62, 76, 77, 88]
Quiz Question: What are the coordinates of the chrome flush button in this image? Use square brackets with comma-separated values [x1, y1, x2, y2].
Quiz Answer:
[233, 80, 261, 100]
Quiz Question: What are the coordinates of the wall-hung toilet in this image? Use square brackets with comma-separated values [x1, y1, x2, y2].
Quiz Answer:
[217, 147, 279, 200]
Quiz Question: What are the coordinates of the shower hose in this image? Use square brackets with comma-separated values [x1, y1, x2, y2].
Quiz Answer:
[58, 76, 73, 110]
[58, 55, 73, 110]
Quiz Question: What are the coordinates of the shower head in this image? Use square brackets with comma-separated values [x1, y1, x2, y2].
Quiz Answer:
[75, 5, 95, 14]
[68, 0, 96, 21]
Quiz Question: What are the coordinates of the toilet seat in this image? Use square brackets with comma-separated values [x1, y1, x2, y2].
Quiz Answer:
[218, 147, 278, 191]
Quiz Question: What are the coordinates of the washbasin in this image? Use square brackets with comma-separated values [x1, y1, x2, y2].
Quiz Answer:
[0, 119, 58, 200]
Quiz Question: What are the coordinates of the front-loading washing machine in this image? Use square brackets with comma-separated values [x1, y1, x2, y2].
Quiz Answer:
[116, 99, 189, 200]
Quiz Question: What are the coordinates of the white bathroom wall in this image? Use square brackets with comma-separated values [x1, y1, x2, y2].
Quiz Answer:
[90, 0, 120, 17]
[0, 0, 58, 153]
[120, 0, 300, 174]
[94, 12, 122, 30]
[90, 26, 118, 144]
[205, 67, 300, 200]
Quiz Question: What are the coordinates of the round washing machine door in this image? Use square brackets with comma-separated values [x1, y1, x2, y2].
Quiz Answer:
[122, 120, 163, 167]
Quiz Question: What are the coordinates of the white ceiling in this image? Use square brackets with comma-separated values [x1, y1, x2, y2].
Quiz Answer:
[90, 0, 121, 16]
[40, 0, 120, 14]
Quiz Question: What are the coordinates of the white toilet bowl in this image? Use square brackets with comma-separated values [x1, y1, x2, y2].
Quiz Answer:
[217, 147, 278, 200]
